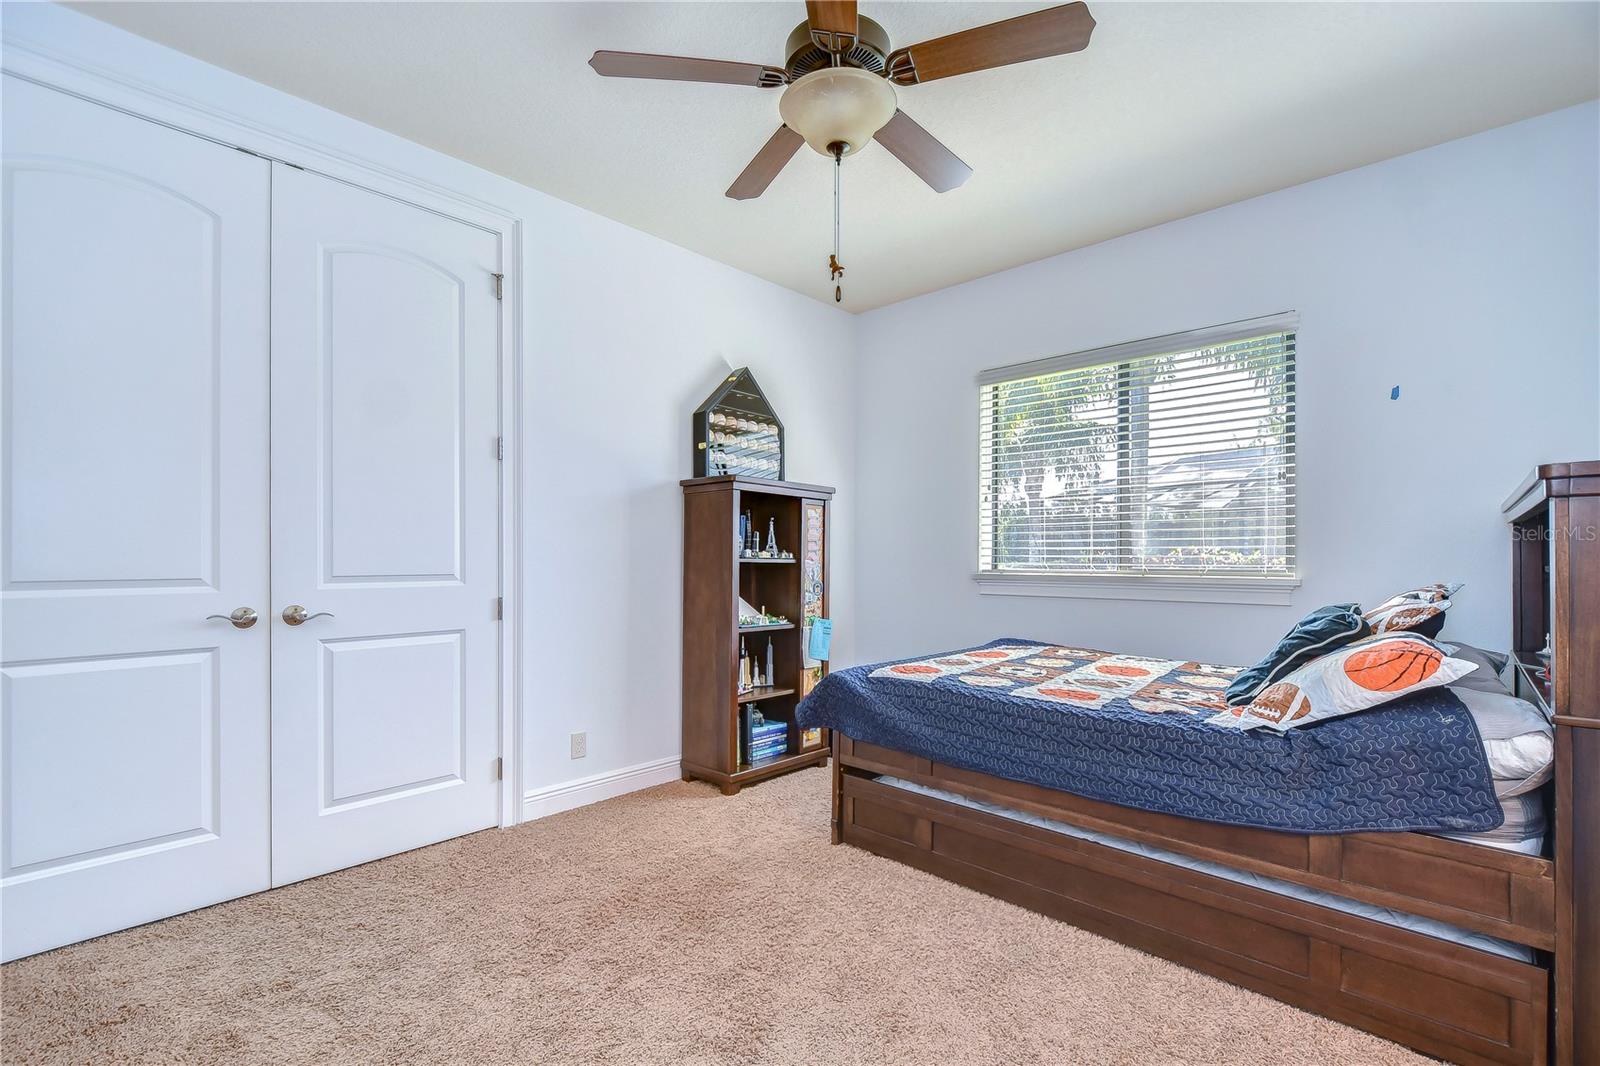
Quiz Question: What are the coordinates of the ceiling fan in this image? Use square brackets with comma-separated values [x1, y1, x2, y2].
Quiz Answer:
[590, 2, 1097, 300]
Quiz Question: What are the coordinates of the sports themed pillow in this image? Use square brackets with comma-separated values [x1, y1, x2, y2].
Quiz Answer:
[1390, 581, 1463, 603]
[1364, 598, 1451, 636]
[1224, 603, 1371, 706]
[1363, 581, 1463, 637]
[1208, 634, 1477, 733]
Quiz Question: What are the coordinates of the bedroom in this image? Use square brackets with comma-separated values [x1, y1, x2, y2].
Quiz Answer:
[1, 2, 1597, 1064]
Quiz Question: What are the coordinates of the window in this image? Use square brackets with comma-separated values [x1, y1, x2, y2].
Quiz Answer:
[977, 315, 1296, 598]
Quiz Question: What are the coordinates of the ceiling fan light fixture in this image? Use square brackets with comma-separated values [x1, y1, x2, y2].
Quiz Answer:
[778, 67, 897, 157]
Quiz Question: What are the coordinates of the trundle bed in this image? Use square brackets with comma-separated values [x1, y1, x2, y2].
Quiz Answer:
[805, 463, 1599, 1066]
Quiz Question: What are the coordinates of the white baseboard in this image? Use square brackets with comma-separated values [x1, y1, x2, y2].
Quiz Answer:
[519, 755, 681, 823]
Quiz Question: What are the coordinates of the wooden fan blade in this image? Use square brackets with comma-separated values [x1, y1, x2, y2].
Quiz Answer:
[589, 51, 786, 88]
[885, 3, 1095, 85]
[873, 110, 972, 193]
[806, 1, 858, 53]
[726, 126, 805, 200]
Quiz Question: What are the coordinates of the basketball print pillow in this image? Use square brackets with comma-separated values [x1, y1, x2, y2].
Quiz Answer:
[1343, 640, 1445, 690]
[1206, 634, 1477, 733]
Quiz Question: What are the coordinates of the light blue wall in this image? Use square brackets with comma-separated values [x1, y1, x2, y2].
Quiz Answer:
[853, 102, 1600, 667]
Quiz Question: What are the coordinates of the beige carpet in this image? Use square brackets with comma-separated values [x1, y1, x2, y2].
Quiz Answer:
[2, 768, 1429, 1065]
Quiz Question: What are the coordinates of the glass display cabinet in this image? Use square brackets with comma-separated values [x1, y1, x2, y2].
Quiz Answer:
[691, 367, 784, 481]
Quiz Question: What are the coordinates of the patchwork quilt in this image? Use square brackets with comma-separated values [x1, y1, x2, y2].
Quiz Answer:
[796, 638, 1503, 834]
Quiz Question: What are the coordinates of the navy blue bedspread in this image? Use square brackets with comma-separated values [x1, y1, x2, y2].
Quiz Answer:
[796, 638, 1503, 834]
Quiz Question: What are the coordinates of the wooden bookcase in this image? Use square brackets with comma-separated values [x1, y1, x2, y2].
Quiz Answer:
[680, 476, 833, 795]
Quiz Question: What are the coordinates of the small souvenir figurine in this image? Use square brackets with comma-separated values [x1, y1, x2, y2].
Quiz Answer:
[738, 638, 751, 693]
[765, 638, 775, 688]
[737, 597, 761, 628]
[766, 517, 778, 555]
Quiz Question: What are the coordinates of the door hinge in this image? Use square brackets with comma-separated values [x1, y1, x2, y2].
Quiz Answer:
[496, 436, 504, 461]
[492, 273, 503, 300]
[492, 756, 503, 781]
[494, 596, 503, 620]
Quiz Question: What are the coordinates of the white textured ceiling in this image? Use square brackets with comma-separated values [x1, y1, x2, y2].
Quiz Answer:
[71, 1, 1600, 312]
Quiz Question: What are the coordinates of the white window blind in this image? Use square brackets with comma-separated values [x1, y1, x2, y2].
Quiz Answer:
[978, 315, 1297, 581]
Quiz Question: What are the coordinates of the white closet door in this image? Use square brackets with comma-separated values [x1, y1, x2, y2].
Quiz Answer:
[269, 164, 502, 886]
[0, 76, 272, 961]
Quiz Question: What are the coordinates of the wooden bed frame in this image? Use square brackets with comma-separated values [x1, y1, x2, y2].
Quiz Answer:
[824, 464, 1598, 1066]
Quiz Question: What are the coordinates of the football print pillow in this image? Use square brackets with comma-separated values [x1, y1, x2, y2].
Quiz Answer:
[1208, 634, 1477, 733]
[1364, 597, 1451, 636]
[1381, 581, 1462, 604]
[1362, 581, 1463, 637]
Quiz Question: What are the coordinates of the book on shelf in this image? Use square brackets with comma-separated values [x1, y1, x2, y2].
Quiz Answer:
[740, 706, 791, 766]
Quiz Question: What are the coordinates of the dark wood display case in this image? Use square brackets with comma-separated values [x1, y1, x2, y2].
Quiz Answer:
[680, 476, 833, 794]
[1502, 461, 1600, 1065]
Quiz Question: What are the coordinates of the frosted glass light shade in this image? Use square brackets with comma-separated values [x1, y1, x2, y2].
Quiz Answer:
[778, 67, 897, 157]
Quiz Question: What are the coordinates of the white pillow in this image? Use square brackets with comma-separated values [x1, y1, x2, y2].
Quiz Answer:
[1485, 735, 1555, 789]
[1450, 687, 1554, 795]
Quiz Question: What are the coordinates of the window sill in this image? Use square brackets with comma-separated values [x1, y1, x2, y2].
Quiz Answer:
[973, 571, 1301, 606]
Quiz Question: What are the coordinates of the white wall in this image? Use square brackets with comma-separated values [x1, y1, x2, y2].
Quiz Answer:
[853, 102, 1600, 668]
[522, 198, 857, 798]
[7, 4, 1596, 818]
[1, 4, 856, 817]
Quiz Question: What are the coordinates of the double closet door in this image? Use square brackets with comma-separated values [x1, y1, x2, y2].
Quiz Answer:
[1, 77, 504, 962]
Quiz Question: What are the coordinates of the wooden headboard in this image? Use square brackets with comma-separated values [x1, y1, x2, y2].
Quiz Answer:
[1503, 461, 1600, 1065]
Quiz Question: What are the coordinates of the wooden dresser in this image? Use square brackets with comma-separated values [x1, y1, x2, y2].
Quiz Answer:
[1503, 461, 1600, 1064]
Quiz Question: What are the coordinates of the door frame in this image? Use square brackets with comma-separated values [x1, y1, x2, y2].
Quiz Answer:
[1, 28, 527, 826]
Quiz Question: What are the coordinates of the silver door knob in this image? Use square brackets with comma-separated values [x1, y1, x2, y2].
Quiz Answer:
[206, 607, 258, 629]
[282, 604, 334, 626]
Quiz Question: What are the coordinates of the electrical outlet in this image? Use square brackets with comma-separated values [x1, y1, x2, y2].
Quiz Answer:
[570, 732, 587, 760]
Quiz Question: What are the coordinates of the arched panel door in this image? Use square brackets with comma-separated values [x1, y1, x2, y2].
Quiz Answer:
[0, 75, 271, 961]
[268, 164, 502, 886]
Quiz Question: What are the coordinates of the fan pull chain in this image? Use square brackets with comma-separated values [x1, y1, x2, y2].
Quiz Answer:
[830, 143, 844, 304]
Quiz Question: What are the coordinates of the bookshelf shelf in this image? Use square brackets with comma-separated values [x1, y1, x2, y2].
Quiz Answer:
[735, 749, 828, 777]
[739, 686, 796, 704]
[680, 475, 834, 796]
